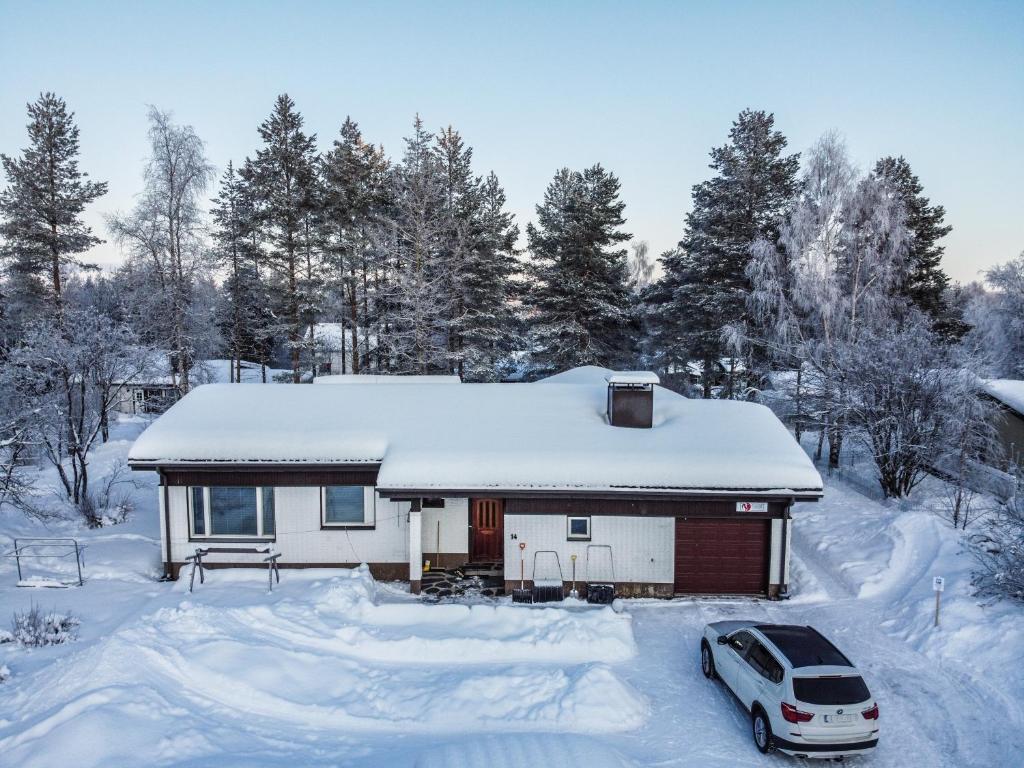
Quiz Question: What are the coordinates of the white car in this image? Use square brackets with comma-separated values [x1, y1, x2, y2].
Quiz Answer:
[701, 622, 879, 760]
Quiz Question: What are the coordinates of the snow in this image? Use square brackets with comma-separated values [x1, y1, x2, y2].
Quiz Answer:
[2, 419, 1024, 766]
[129, 366, 823, 496]
[984, 378, 1024, 416]
[605, 371, 660, 385]
[313, 374, 462, 385]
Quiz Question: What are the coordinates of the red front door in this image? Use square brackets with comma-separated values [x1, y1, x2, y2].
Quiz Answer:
[470, 499, 504, 561]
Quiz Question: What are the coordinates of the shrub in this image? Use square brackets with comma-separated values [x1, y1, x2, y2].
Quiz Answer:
[974, 476, 1024, 602]
[11, 604, 79, 647]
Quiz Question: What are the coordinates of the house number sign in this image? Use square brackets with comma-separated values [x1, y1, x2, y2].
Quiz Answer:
[736, 501, 768, 513]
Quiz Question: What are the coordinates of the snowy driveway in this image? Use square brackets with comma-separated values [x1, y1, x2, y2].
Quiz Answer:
[1, 464, 1022, 767]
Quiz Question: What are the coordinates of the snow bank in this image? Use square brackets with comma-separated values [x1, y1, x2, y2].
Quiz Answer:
[0, 567, 645, 767]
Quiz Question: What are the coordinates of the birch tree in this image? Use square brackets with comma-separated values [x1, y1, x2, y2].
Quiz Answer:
[108, 107, 214, 393]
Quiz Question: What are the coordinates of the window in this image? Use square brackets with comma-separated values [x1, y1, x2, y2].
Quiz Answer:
[322, 486, 374, 527]
[188, 486, 275, 539]
[421, 498, 445, 509]
[191, 487, 205, 535]
[745, 641, 784, 684]
[793, 676, 871, 705]
[728, 631, 756, 657]
[567, 516, 591, 540]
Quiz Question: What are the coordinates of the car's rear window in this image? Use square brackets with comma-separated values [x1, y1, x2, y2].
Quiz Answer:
[793, 676, 871, 705]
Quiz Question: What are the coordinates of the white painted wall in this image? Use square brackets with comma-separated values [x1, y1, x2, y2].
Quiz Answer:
[768, 518, 792, 588]
[421, 498, 469, 556]
[167, 486, 409, 565]
[503, 514, 674, 584]
[166, 488, 471, 567]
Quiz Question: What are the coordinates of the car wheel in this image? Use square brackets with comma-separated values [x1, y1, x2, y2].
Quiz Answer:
[752, 708, 775, 754]
[701, 641, 717, 680]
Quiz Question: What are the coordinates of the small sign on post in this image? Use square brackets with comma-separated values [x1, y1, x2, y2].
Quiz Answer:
[933, 576, 945, 627]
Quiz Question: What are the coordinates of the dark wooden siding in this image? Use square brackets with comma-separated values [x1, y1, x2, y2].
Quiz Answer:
[163, 467, 379, 487]
[674, 518, 770, 595]
[507, 497, 786, 518]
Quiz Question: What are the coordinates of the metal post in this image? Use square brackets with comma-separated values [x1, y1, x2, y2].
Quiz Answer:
[934, 590, 941, 628]
[14, 538, 22, 581]
[75, 542, 83, 586]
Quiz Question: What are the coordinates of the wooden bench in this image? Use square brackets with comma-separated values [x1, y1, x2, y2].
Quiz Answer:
[185, 546, 282, 593]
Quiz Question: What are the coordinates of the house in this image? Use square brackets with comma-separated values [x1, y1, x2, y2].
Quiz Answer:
[114, 358, 289, 415]
[308, 322, 379, 375]
[982, 379, 1024, 471]
[127, 366, 823, 599]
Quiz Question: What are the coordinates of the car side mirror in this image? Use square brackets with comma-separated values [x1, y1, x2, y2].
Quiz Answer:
[716, 635, 729, 645]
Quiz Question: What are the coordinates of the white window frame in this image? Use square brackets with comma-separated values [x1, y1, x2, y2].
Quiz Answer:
[188, 486, 276, 540]
[567, 515, 592, 541]
[321, 486, 376, 528]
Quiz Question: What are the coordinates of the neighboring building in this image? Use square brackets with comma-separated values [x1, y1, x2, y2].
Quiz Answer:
[127, 366, 823, 599]
[982, 380, 1024, 471]
[113, 358, 288, 415]
[308, 322, 379, 375]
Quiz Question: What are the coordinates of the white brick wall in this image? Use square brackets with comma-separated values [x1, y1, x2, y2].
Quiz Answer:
[503, 514, 674, 584]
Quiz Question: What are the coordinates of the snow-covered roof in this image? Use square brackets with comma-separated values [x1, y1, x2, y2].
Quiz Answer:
[984, 379, 1024, 417]
[606, 371, 660, 385]
[313, 374, 462, 385]
[128, 366, 822, 497]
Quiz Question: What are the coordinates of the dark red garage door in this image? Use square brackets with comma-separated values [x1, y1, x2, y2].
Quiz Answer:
[674, 518, 770, 595]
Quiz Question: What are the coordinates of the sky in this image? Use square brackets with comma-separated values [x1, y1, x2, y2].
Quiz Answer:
[1, 0, 1022, 284]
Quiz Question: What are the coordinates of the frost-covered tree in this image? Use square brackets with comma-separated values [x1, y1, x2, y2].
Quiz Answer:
[627, 241, 655, 295]
[246, 95, 321, 382]
[739, 133, 911, 469]
[844, 317, 996, 499]
[967, 253, 1024, 379]
[431, 127, 521, 381]
[321, 117, 391, 374]
[210, 162, 274, 381]
[0, 310, 149, 521]
[873, 156, 961, 339]
[108, 107, 215, 393]
[525, 164, 632, 376]
[377, 118, 451, 373]
[0, 93, 107, 319]
[457, 171, 521, 381]
[647, 110, 799, 396]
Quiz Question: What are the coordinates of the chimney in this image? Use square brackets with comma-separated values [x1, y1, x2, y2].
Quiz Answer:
[606, 371, 659, 428]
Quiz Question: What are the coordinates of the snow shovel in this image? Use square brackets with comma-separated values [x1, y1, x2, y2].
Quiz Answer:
[531, 550, 564, 603]
[586, 544, 615, 604]
[569, 554, 579, 599]
[511, 541, 533, 604]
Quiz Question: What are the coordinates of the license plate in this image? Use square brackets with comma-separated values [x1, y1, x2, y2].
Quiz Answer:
[823, 714, 854, 724]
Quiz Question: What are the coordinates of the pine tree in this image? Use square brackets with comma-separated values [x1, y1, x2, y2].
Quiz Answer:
[458, 171, 521, 381]
[247, 94, 321, 382]
[646, 109, 799, 397]
[321, 118, 391, 374]
[210, 162, 270, 381]
[873, 156, 961, 339]
[380, 117, 450, 374]
[0, 93, 107, 317]
[525, 164, 632, 376]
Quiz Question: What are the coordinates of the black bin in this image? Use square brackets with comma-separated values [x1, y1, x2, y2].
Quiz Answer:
[586, 584, 615, 604]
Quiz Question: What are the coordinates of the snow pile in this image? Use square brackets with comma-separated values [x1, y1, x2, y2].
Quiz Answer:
[0, 567, 645, 767]
[310, 566, 637, 664]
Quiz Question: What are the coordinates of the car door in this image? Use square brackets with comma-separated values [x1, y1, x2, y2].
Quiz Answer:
[736, 641, 783, 710]
[718, 630, 756, 693]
